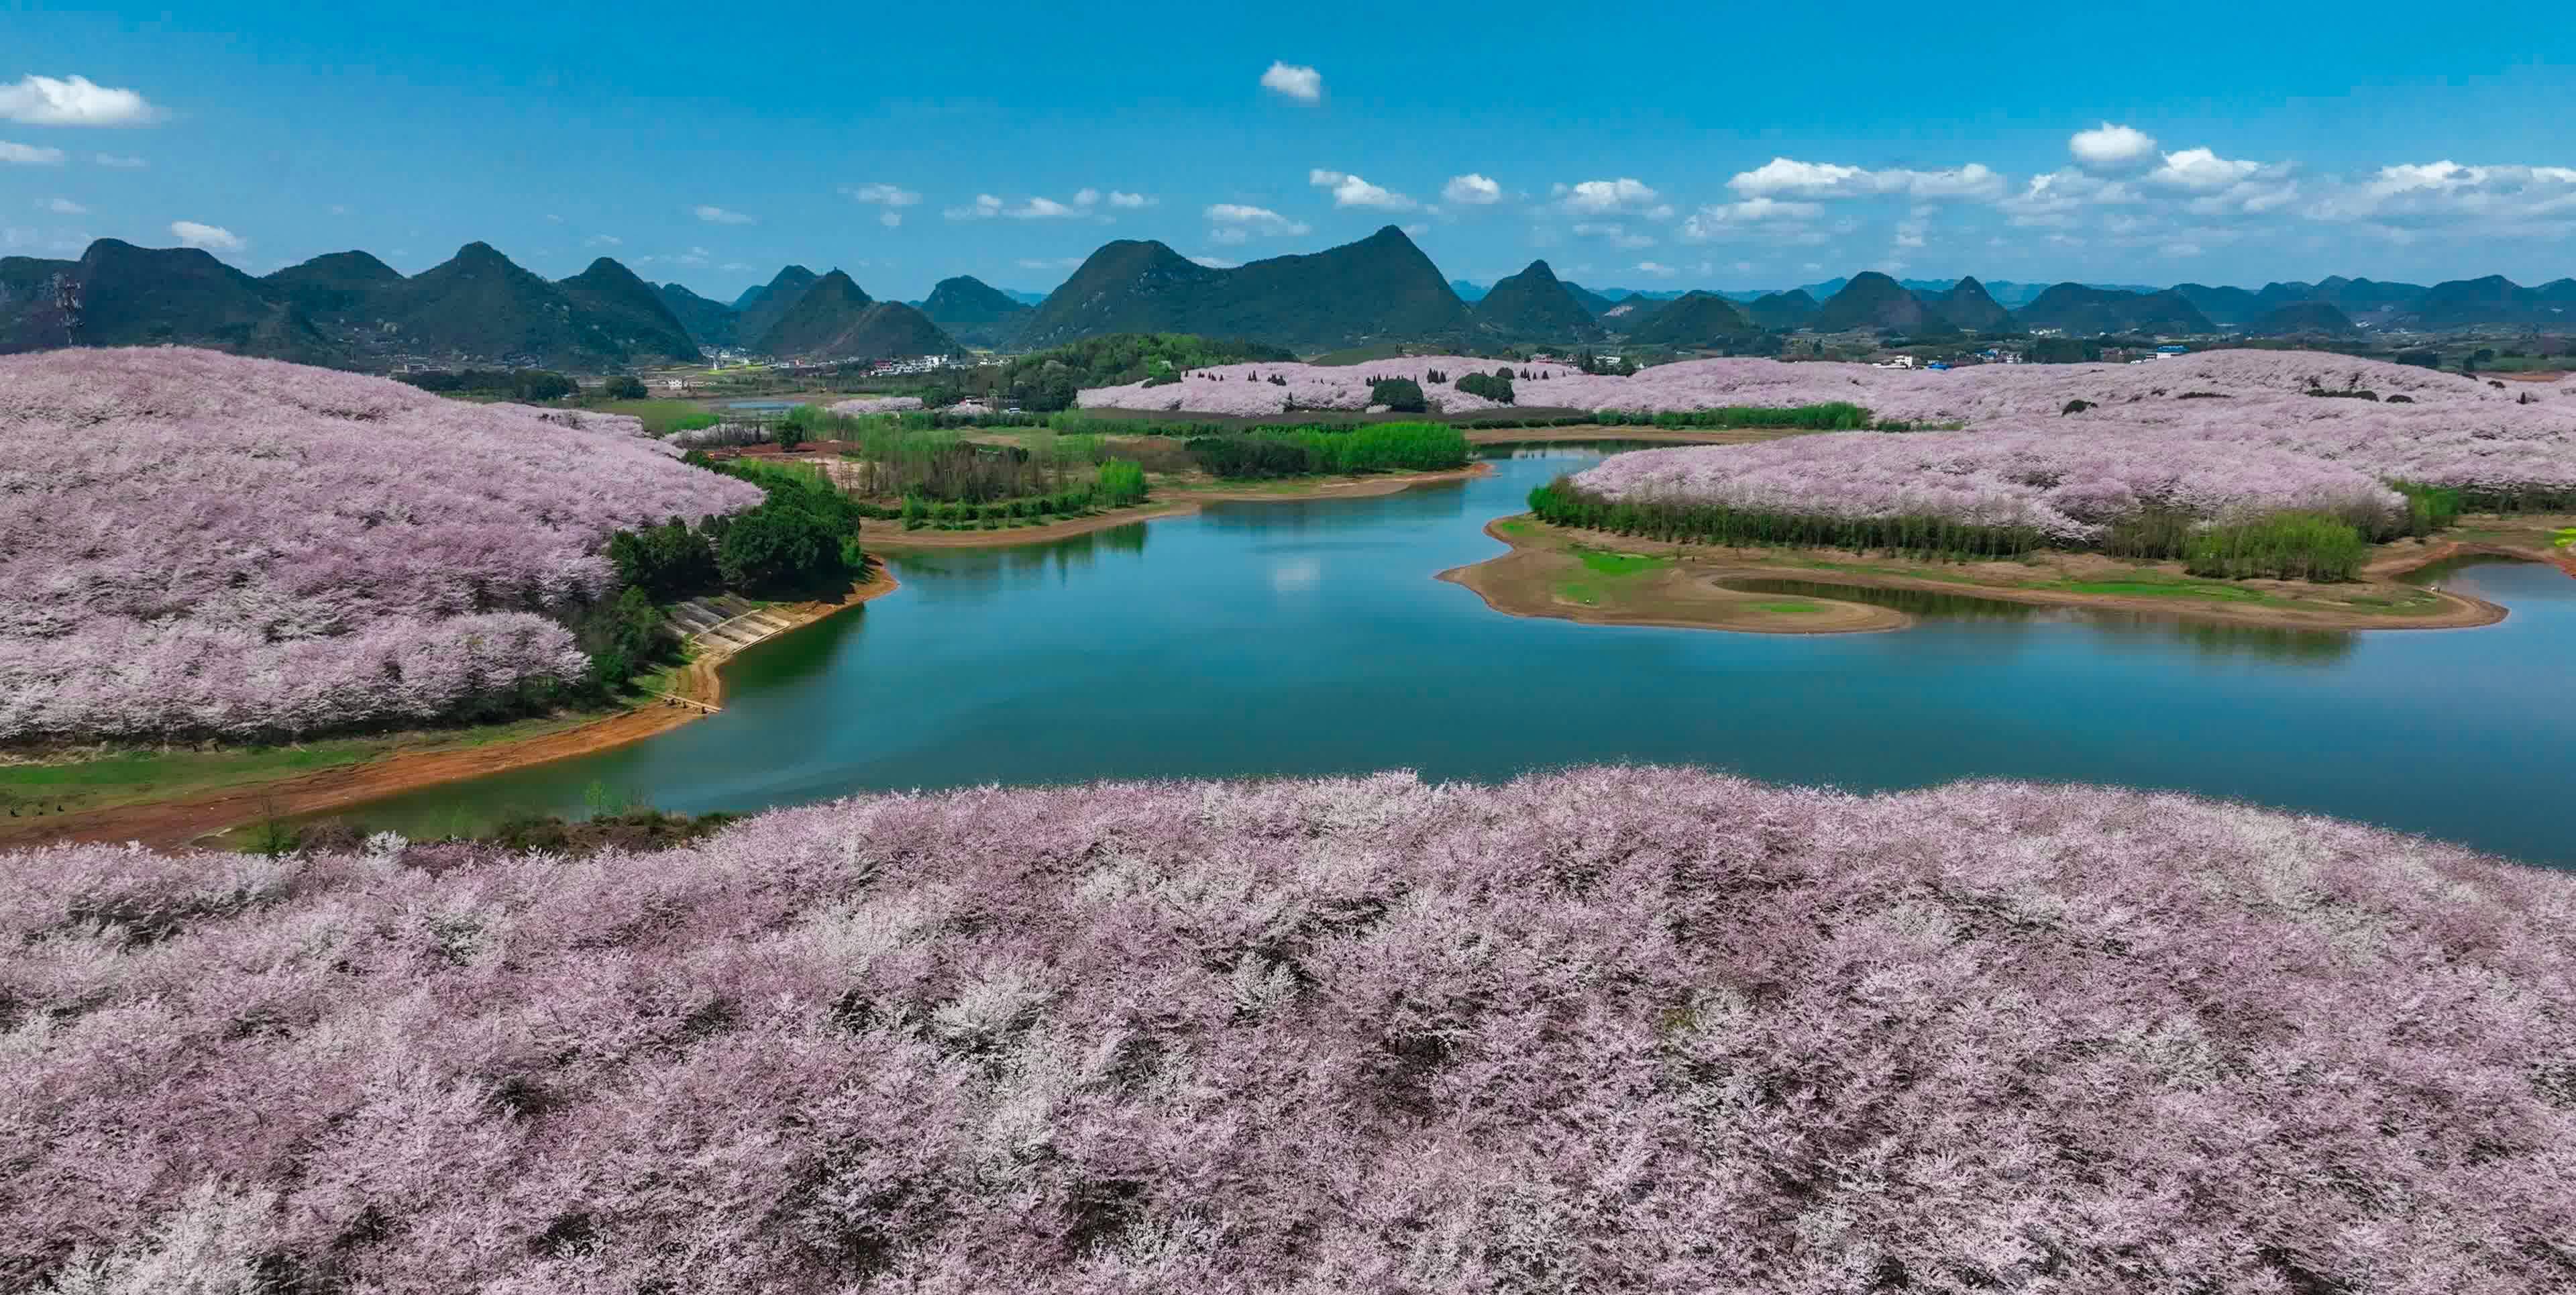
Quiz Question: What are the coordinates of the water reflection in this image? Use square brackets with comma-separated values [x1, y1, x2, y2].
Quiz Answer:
[1726, 577, 2358, 664]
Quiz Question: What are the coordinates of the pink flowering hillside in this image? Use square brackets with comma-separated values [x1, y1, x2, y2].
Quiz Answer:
[0, 348, 766, 743]
[1573, 433, 2410, 543]
[5, 769, 2569, 1293]
[828, 395, 925, 415]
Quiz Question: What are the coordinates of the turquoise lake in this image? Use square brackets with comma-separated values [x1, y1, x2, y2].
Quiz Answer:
[341, 446, 2576, 866]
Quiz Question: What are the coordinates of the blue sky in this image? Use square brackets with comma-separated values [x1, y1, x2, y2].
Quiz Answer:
[6, 1, 2573, 299]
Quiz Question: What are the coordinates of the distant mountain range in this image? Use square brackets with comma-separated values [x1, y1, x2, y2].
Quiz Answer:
[8, 227, 2575, 371]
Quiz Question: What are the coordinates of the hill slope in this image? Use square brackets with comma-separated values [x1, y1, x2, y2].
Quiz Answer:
[756, 270, 958, 360]
[1471, 260, 1604, 342]
[919, 274, 1032, 349]
[1811, 272, 1949, 333]
[1925, 276, 2010, 331]
[2252, 300, 2360, 337]
[737, 266, 820, 352]
[263, 250, 403, 317]
[1744, 289, 1818, 330]
[1621, 291, 1758, 346]
[58, 240, 340, 364]
[555, 258, 702, 364]
[1015, 225, 1472, 353]
[657, 283, 739, 349]
[2019, 283, 2214, 335]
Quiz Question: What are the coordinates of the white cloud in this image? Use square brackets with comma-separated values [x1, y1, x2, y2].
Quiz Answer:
[1308, 168, 1417, 211]
[843, 183, 921, 207]
[584, 234, 623, 247]
[2161, 241, 2203, 258]
[721, 261, 752, 271]
[545, 213, 564, 223]
[1012, 197, 1084, 219]
[1893, 221, 1927, 249]
[1, 141, 66, 165]
[1556, 178, 1668, 217]
[1401, 223, 1428, 236]
[1998, 170, 2141, 227]
[1632, 260, 1678, 278]
[2070, 123, 2158, 170]
[1073, 188, 1099, 206]
[2149, 148, 2261, 191]
[947, 193, 1093, 220]
[2302, 160, 2576, 236]
[693, 204, 755, 225]
[947, 193, 1004, 220]
[41, 197, 87, 215]
[1204, 203, 1309, 242]
[1726, 157, 2004, 201]
[879, 211, 902, 228]
[1108, 190, 1152, 208]
[169, 220, 243, 252]
[1676, 198, 1827, 245]
[1016, 256, 1083, 270]
[1571, 221, 1656, 249]
[1442, 173, 1503, 205]
[93, 152, 146, 168]
[1189, 255, 1239, 269]
[1259, 62, 1323, 103]
[0, 74, 160, 127]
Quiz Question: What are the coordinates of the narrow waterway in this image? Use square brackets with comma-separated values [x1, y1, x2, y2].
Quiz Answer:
[342, 447, 2576, 865]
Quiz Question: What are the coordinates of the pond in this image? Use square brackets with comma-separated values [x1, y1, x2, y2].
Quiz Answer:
[341, 446, 2576, 866]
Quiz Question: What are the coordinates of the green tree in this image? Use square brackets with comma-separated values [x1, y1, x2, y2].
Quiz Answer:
[601, 375, 648, 399]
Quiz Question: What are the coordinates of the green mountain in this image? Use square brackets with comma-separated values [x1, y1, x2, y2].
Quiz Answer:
[2404, 276, 2551, 328]
[1595, 293, 1664, 328]
[1560, 282, 1619, 317]
[1471, 260, 1603, 342]
[2018, 283, 2213, 335]
[555, 258, 702, 363]
[2314, 276, 2427, 315]
[919, 274, 1032, 349]
[1811, 272, 1951, 334]
[2171, 282, 2265, 327]
[1016, 225, 1472, 353]
[737, 265, 820, 351]
[53, 240, 339, 363]
[1744, 289, 1817, 330]
[0, 255, 80, 352]
[263, 250, 402, 317]
[1621, 291, 1758, 346]
[754, 270, 959, 360]
[1926, 276, 2010, 331]
[658, 282, 739, 349]
[2252, 301, 2359, 337]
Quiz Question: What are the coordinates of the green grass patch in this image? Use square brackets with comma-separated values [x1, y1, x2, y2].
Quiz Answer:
[2050, 579, 2277, 603]
[1752, 601, 1824, 615]
[1495, 519, 1536, 537]
[1553, 580, 1605, 607]
[1572, 548, 1670, 577]
[592, 399, 721, 435]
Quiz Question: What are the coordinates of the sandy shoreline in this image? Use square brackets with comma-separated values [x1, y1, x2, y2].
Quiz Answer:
[1444, 517, 2519, 636]
[13, 572, 902, 851]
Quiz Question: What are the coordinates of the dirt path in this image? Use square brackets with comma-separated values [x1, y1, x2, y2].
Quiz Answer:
[1447, 517, 2515, 635]
[20, 573, 901, 851]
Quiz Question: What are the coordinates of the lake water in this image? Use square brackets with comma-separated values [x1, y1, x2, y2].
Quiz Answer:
[343, 446, 2576, 866]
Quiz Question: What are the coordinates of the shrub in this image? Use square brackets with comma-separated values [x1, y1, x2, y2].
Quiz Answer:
[1095, 459, 1149, 507]
[600, 375, 649, 399]
[1368, 377, 1428, 413]
[1456, 372, 1516, 405]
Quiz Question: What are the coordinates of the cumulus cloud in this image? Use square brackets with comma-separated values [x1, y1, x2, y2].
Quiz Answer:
[946, 193, 1095, 220]
[2070, 123, 2159, 170]
[93, 152, 146, 168]
[42, 197, 87, 215]
[1570, 221, 1655, 249]
[0, 74, 160, 126]
[879, 211, 902, 228]
[1189, 255, 1240, 269]
[169, 220, 242, 252]
[1203, 203, 1309, 244]
[1726, 157, 2004, 201]
[1, 141, 65, 165]
[843, 183, 922, 207]
[1442, 173, 1503, 205]
[584, 234, 623, 247]
[1997, 170, 2142, 227]
[693, 205, 755, 225]
[1259, 62, 1323, 103]
[1555, 178, 1670, 217]
[1631, 260, 1678, 278]
[1108, 190, 1152, 208]
[1308, 168, 1417, 211]
[1676, 197, 1825, 243]
[2303, 160, 2576, 237]
[2148, 148, 2263, 191]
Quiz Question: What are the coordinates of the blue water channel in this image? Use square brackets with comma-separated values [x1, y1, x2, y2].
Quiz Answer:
[343, 446, 2576, 866]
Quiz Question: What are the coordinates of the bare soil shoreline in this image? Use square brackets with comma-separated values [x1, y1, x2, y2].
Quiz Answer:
[860, 464, 1492, 548]
[9, 573, 902, 851]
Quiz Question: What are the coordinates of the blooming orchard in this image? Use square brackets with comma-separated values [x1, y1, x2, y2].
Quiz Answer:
[0, 348, 764, 742]
[1573, 433, 2410, 543]
[3, 768, 2569, 1292]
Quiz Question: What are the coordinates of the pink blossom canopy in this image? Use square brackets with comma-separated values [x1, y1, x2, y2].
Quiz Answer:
[3, 768, 2569, 1292]
[0, 348, 766, 741]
